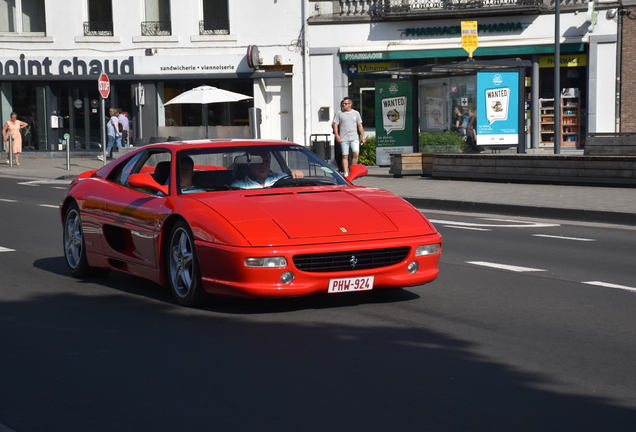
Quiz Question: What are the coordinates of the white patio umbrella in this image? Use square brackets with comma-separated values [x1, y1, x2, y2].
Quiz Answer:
[163, 85, 253, 138]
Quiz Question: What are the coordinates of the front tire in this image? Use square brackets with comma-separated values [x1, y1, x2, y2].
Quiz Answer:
[166, 220, 206, 307]
[63, 203, 105, 278]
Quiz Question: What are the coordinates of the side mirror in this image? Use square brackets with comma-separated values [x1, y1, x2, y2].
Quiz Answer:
[347, 164, 368, 182]
[128, 173, 169, 196]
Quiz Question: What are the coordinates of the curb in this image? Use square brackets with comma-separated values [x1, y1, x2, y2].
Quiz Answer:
[404, 197, 636, 226]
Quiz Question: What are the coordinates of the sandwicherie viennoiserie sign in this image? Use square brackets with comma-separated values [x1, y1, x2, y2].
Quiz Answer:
[0, 54, 248, 78]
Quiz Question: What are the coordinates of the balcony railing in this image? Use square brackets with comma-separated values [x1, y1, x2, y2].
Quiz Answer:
[199, 20, 230, 35]
[326, 0, 586, 19]
[83, 21, 113, 36]
[141, 21, 172, 36]
[376, 0, 545, 13]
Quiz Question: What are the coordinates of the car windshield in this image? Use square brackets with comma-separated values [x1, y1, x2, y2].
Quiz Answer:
[176, 144, 348, 193]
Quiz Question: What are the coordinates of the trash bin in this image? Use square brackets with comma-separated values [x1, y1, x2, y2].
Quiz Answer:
[310, 134, 331, 162]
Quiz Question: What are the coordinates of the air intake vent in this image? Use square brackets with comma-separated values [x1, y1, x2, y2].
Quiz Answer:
[293, 247, 409, 273]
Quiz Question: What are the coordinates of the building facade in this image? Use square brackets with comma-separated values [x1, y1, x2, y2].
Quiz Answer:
[0, 0, 627, 155]
[305, 0, 621, 153]
[0, 0, 305, 152]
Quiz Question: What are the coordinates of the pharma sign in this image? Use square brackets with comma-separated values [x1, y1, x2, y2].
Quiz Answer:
[476, 71, 520, 146]
[375, 81, 413, 165]
[538, 54, 587, 68]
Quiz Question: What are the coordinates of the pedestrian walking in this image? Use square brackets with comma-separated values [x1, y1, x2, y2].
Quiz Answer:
[107, 108, 122, 158]
[118, 109, 129, 147]
[332, 97, 365, 177]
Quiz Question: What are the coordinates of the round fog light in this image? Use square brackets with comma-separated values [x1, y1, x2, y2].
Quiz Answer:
[407, 261, 419, 274]
[280, 271, 295, 285]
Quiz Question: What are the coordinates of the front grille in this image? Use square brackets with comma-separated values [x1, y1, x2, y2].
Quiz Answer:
[293, 247, 410, 273]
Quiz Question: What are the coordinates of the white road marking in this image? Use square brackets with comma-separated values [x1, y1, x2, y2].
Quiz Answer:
[39, 204, 59, 208]
[429, 218, 560, 229]
[533, 234, 596, 242]
[18, 179, 71, 186]
[442, 225, 491, 231]
[0, 246, 16, 252]
[467, 261, 547, 272]
[0, 198, 17, 202]
[51, 186, 68, 190]
[582, 281, 636, 293]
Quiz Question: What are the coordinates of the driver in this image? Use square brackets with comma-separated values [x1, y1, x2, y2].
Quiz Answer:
[231, 149, 303, 189]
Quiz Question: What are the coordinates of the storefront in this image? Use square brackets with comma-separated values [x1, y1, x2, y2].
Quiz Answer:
[307, 9, 618, 153]
[0, 53, 287, 152]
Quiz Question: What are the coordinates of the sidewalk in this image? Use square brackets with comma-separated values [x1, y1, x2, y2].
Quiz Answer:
[1, 156, 635, 226]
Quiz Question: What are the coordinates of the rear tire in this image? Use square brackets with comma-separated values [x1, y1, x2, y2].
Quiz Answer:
[166, 220, 206, 307]
[63, 203, 107, 278]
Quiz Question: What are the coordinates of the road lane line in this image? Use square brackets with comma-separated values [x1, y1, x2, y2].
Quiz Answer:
[0, 198, 17, 202]
[38, 204, 59, 208]
[582, 281, 636, 293]
[0, 246, 16, 252]
[532, 234, 596, 242]
[467, 261, 547, 272]
[429, 219, 560, 228]
[442, 225, 491, 231]
[18, 179, 71, 186]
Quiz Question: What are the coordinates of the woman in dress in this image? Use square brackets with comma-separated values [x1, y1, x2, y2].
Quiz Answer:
[2, 112, 28, 165]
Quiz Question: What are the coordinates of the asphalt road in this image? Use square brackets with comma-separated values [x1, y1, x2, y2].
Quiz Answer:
[1, 176, 636, 432]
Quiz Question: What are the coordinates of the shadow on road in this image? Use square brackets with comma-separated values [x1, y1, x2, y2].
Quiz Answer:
[3, 264, 636, 431]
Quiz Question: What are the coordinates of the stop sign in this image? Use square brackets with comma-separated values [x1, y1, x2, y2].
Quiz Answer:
[98, 73, 110, 99]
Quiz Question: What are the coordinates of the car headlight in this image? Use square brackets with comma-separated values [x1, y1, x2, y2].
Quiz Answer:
[415, 244, 441, 256]
[244, 257, 288, 268]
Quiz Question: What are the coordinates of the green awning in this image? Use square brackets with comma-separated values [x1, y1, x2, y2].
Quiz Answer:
[341, 44, 585, 61]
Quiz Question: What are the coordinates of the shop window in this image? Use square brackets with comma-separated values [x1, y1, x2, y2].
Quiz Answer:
[200, 0, 229, 35]
[0, 0, 45, 33]
[85, 0, 113, 36]
[142, 0, 171, 36]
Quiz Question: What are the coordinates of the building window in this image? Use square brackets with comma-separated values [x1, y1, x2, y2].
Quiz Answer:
[199, 0, 229, 35]
[0, 0, 46, 33]
[142, 0, 171, 36]
[84, 0, 113, 36]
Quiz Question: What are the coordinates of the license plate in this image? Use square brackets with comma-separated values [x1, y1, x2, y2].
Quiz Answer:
[328, 276, 374, 293]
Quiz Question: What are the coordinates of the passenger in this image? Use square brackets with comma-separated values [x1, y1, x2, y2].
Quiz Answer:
[180, 156, 205, 194]
[231, 149, 303, 189]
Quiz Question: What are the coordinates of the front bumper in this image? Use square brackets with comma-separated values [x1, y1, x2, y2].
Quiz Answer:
[195, 234, 442, 298]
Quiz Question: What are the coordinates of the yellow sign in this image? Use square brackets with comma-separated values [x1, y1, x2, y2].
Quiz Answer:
[461, 21, 478, 58]
[539, 54, 587, 68]
[357, 62, 393, 73]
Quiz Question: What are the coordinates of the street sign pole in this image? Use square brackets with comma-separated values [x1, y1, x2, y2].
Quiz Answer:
[137, 83, 144, 142]
[101, 97, 106, 165]
[98, 72, 110, 165]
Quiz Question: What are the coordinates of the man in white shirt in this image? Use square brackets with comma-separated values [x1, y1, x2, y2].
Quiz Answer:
[332, 97, 366, 177]
[231, 149, 303, 189]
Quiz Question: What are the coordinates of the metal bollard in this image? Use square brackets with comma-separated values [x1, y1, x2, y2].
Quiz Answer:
[7, 135, 13, 168]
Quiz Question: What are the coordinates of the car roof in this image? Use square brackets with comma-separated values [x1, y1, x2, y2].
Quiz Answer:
[143, 139, 296, 150]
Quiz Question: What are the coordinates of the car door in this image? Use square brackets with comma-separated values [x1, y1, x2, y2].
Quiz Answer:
[98, 149, 173, 269]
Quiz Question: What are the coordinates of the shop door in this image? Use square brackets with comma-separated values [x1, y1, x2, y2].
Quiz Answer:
[264, 79, 293, 141]
[50, 83, 104, 151]
[72, 84, 104, 150]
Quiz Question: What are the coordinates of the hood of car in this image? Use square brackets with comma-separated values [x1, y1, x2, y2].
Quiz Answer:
[193, 187, 436, 246]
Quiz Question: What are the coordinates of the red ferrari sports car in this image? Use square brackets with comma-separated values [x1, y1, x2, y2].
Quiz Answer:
[61, 140, 442, 306]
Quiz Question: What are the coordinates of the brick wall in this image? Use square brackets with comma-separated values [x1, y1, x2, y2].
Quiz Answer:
[621, 9, 636, 132]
